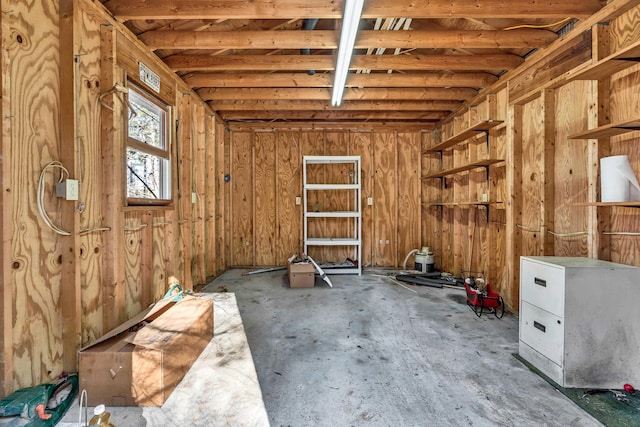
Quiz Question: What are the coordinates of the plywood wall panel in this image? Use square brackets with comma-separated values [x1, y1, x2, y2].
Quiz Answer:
[521, 98, 545, 256]
[216, 121, 228, 271]
[453, 207, 468, 274]
[373, 133, 397, 266]
[440, 207, 454, 272]
[204, 116, 217, 276]
[152, 212, 167, 301]
[350, 132, 373, 267]
[254, 132, 277, 266]
[301, 131, 325, 260]
[324, 132, 351, 262]
[230, 131, 254, 266]
[192, 105, 206, 285]
[276, 131, 302, 263]
[77, 6, 104, 347]
[7, 0, 64, 389]
[554, 81, 591, 256]
[123, 213, 144, 320]
[610, 5, 640, 52]
[397, 133, 421, 263]
[608, 66, 640, 265]
[176, 94, 192, 287]
[491, 208, 508, 292]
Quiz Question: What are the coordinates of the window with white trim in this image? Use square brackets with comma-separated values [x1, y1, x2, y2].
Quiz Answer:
[126, 83, 171, 204]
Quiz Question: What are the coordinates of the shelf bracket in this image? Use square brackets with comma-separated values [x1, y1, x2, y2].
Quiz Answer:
[483, 130, 490, 156]
[482, 165, 490, 182]
[480, 203, 490, 218]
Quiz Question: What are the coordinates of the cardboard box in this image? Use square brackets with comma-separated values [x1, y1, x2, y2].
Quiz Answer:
[288, 262, 316, 288]
[79, 295, 214, 406]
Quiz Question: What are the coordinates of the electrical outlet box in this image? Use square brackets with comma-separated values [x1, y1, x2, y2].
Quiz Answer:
[56, 179, 79, 201]
[295, 196, 301, 205]
[367, 197, 373, 206]
[192, 192, 197, 204]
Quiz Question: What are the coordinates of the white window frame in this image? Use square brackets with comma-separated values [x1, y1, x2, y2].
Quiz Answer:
[125, 82, 172, 206]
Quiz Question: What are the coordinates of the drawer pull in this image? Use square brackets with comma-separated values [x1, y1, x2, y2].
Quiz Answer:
[533, 321, 546, 333]
[534, 277, 547, 287]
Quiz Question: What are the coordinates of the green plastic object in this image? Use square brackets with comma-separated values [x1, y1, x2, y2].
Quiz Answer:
[0, 374, 78, 426]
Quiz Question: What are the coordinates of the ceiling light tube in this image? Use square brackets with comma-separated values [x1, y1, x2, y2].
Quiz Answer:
[332, 0, 365, 107]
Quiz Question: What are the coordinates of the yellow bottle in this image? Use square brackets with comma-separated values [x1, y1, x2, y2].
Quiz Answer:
[88, 404, 115, 427]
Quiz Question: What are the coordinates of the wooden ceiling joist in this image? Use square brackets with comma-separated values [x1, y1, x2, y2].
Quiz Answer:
[198, 87, 479, 101]
[141, 29, 557, 51]
[219, 111, 446, 121]
[228, 122, 436, 131]
[184, 72, 498, 88]
[209, 100, 462, 111]
[165, 54, 524, 72]
[104, 0, 602, 21]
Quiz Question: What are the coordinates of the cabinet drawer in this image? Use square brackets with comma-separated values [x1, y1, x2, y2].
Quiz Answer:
[520, 258, 565, 316]
[520, 301, 564, 366]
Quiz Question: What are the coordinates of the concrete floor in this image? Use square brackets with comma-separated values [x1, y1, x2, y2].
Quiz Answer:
[203, 269, 602, 427]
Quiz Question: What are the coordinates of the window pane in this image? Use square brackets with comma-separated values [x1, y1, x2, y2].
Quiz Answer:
[127, 148, 168, 199]
[128, 90, 165, 149]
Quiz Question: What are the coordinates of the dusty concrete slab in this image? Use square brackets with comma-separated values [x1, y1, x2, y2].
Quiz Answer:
[59, 293, 269, 427]
[204, 269, 602, 427]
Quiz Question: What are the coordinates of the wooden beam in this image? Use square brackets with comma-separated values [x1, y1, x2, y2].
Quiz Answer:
[447, 0, 640, 121]
[104, 0, 602, 20]
[542, 89, 556, 256]
[141, 29, 558, 50]
[219, 110, 446, 121]
[505, 103, 523, 310]
[1, 0, 13, 395]
[59, 0, 81, 375]
[210, 100, 462, 111]
[165, 54, 523, 72]
[99, 25, 127, 332]
[228, 121, 436, 131]
[184, 72, 498, 88]
[199, 87, 479, 101]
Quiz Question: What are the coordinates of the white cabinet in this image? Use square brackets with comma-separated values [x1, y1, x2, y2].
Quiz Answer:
[303, 156, 361, 275]
[519, 256, 640, 388]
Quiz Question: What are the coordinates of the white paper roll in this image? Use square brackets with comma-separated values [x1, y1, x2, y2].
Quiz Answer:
[600, 155, 640, 202]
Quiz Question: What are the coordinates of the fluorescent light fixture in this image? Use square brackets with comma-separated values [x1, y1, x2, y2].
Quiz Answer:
[331, 0, 365, 107]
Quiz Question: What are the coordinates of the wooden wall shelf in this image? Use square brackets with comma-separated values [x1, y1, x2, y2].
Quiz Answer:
[422, 201, 504, 207]
[567, 38, 640, 82]
[568, 116, 640, 139]
[569, 201, 640, 208]
[423, 120, 504, 153]
[422, 159, 504, 179]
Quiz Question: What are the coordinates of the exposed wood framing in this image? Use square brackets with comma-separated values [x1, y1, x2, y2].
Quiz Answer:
[184, 73, 498, 89]
[219, 111, 444, 121]
[164, 54, 523, 72]
[178, 94, 194, 289]
[144, 30, 557, 51]
[199, 88, 478, 102]
[505, 101, 523, 309]
[60, 0, 82, 374]
[193, 104, 206, 285]
[1, 0, 12, 395]
[204, 115, 217, 278]
[100, 25, 126, 332]
[103, 0, 602, 20]
[210, 100, 462, 112]
[542, 90, 556, 256]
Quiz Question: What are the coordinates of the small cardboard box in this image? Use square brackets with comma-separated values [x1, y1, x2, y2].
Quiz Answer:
[79, 295, 214, 406]
[288, 262, 316, 288]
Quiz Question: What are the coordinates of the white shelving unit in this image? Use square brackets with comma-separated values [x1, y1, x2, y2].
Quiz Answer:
[303, 155, 362, 275]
